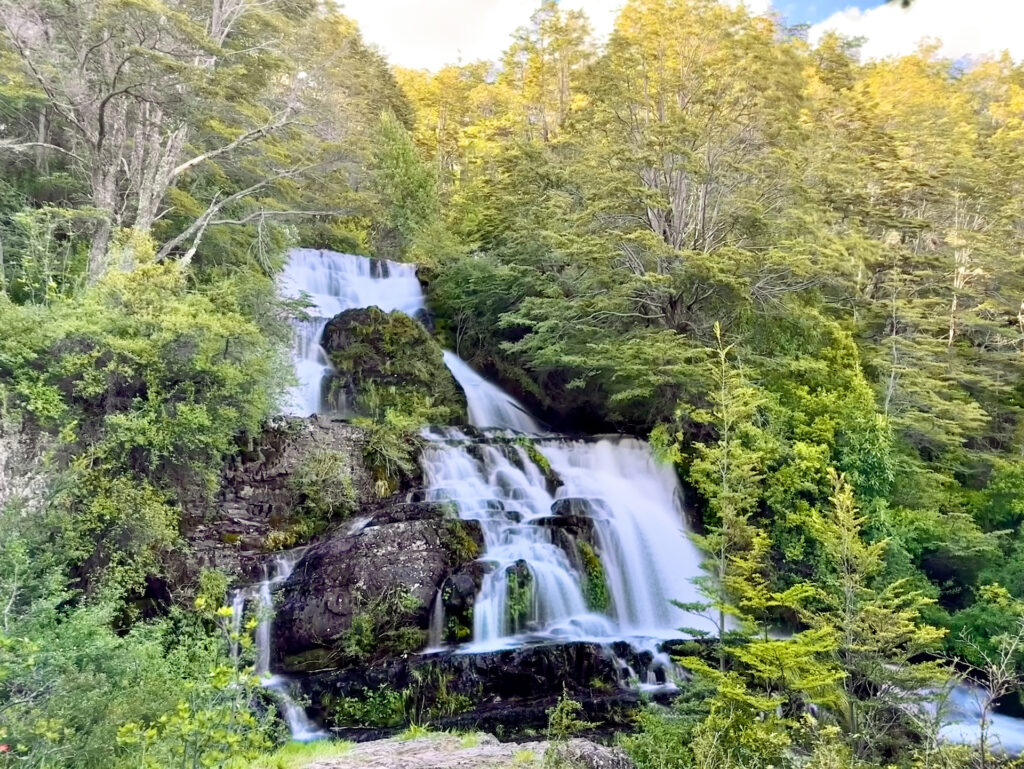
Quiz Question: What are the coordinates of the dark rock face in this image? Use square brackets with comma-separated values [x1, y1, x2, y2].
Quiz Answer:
[180, 416, 380, 583]
[272, 502, 482, 672]
[320, 307, 466, 425]
[302, 641, 635, 737]
[550, 497, 611, 520]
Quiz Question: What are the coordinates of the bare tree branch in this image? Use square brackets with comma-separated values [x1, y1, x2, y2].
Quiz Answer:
[0, 140, 85, 164]
[169, 112, 295, 180]
[208, 209, 355, 226]
[155, 166, 311, 262]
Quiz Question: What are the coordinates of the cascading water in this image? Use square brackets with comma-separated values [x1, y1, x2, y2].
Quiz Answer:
[440, 352, 541, 434]
[419, 433, 711, 649]
[280, 248, 425, 415]
[543, 438, 709, 637]
[279, 248, 712, 651]
[421, 438, 615, 649]
[232, 554, 326, 742]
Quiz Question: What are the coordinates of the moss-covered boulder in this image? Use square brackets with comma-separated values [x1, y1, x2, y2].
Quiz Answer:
[272, 501, 484, 673]
[321, 307, 466, 425]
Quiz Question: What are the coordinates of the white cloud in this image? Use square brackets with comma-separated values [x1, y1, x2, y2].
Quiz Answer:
[337, 0, 772, 71]
[809, 0, 1024, 62]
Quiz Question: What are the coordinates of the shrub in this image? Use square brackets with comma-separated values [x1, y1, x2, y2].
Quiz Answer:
[289, 449, 357, 520]
[546, 689, 596, 741]
[339, 586, 425, 663]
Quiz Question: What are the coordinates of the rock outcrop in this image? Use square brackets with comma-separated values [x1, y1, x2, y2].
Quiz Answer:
[273, 501, 483, 672]
[0, 424, 49, 517]
[321, 307, 466, 425]
[301, 641, 641, 739]
[181, 415, 381, 582]
[300, 733, 635, 769]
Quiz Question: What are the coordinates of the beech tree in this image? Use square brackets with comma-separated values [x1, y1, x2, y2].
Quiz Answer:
[0, 0, 315, 279]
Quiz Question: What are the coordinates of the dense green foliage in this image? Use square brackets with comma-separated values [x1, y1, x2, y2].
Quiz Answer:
[1, 0, 1023, 766]
[0, 1, 427, 765]
[399, 1, 1024, 766]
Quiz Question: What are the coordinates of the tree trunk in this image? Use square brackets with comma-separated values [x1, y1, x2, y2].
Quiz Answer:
[88, 218, 112, 283]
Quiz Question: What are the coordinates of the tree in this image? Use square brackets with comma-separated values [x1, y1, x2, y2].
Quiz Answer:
[683, 323, 770, 666]
[0, 0, 316, 279]
[500, 1, 593, 143]
[804, 470, 948, 758]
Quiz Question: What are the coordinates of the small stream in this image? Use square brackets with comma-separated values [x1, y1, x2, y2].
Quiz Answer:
[231, 555, 326, 742]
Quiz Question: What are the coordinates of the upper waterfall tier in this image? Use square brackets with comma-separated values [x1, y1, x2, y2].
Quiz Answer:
[280, 248, 542, 432]
[279, 248, 426, 416]
[442, 352, 541, 434]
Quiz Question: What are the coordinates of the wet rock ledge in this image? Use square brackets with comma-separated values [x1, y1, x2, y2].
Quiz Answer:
[300, 641, 646, 742]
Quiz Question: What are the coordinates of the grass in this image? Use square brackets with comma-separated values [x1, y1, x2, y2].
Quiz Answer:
[397, 723, 434, 741]
[458, 732, 483, 748]
[249, 740, 353, 769]
[511, 749, 538, 766]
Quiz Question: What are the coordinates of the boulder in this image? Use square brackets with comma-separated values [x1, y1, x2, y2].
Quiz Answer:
[550, 497, 611, 520]
[547, 740, 635, 769]
[272, 502, 482, 671]
[321, 307, 466, 425]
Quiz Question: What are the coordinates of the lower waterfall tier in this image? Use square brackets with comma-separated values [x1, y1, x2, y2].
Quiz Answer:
[420, 431, 714, 649]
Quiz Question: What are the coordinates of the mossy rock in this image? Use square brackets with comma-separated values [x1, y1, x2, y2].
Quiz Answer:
[321, 307, 466, 425]
[506, 560, 533, 634]
[577, 541, 610, 613]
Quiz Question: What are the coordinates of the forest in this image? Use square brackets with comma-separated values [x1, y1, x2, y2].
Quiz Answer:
[0, 0, 1023, 767]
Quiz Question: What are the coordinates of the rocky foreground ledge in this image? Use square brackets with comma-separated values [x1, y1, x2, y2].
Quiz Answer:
[297, 733, 633, 769]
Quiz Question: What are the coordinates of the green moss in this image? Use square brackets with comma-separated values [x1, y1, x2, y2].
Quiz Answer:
[249, 739, 354, 769]
[325, 307, 466, 426]
[444, 612, 472, 643]
[338, 586, 425, 663]
[263, 515, 327, 551]
[578, 542, 610, 613]
[506, 562, 533, 633]
[510, 435, 560, 490]
[443, 520, 480, 563]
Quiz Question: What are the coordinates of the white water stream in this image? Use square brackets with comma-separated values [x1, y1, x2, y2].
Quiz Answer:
[265, 247, 1024, 750]
[280, 248, 425, 416]
[231, 554, 326, 742]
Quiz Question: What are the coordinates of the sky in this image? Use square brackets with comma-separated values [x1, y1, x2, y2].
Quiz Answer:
[334, 0, 1024, 71]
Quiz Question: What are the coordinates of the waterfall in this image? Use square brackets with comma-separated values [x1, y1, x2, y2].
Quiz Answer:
[441, 352, 541, 434]
[278, 247, 711, 651]
[420, 431, 711, 649]
[541, 438, 708, 636]
[280, 248, 425, 416]
[232, 554, 326, 743]
[261, 247, 1024, 750]
[421, 438, 604, 649]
